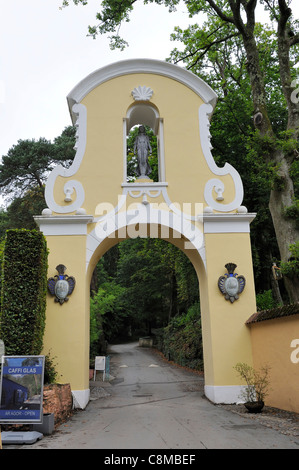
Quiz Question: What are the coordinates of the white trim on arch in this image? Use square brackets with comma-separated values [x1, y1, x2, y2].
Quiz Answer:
[86, 206, 206, 272]
[67, 58, 218, 122]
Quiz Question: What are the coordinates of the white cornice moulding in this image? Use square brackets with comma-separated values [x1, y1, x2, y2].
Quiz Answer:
[34, 214, 94, 236]
[67, 58, 218, 123]
[203, 213, 256, 233]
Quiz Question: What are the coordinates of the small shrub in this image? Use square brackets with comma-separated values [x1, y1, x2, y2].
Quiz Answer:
[44, 351, 60, 384]
[234, 362, 271, 403]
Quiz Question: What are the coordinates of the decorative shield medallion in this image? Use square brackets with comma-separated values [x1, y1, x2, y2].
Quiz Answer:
[55, 279, 69, 301]
[48, 264, 76, 305]
[218, 263, 246, 303]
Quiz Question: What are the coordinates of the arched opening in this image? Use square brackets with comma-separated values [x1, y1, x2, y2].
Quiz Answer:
[86, 214, 207, 383]
[89, 236, 203, 370]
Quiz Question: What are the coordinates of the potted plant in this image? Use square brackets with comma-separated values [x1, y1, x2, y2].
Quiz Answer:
[234, 362, 271, 413]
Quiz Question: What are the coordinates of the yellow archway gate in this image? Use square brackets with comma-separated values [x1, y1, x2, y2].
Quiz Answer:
[35, 59, 256, 409]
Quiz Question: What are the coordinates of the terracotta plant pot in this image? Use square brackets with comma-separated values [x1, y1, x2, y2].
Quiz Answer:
[244, 401, 264, 413]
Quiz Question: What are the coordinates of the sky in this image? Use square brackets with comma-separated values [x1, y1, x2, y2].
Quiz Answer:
[0, 0, 199, 160]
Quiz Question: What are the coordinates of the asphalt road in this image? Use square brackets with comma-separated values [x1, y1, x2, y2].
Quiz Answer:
[3, 342, 299, 450]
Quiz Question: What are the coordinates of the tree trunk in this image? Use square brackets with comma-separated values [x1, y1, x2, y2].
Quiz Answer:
[242, 29, 299, 303]
[269, 156, 299, 302]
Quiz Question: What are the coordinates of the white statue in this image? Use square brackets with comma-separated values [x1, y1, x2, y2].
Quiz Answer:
[134, 126, 152, 178]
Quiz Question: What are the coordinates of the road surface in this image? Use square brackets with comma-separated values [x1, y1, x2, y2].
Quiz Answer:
[3, 342, 299, 450]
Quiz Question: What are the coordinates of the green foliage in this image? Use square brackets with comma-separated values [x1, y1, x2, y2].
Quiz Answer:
[283, 199, 299, 229]
[0, 126, 75, 201]
[44, 351, 60, 384]
[3, 187, 47, 232]
[290, 158, 299, 197]
[52, 126, 76, 166]
[280, 242, 299, 278]
[0, 138, 54, 198]
[90, 281, 129, 349]
[116, 238, 171, 333]
[234, 362, 271, 403]
[0, 127, 76, 236]
[159, 302, 203, 371]
[89, 238, 200, 366]
[0, 238, 5, 289]
[62, 0, 180, 47]
[0, 229, 48, 356]
[256, 289, 277, 311]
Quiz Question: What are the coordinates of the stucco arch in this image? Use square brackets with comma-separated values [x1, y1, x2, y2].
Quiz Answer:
[86, 211, 207, 287]
[35, 59, 256, 410]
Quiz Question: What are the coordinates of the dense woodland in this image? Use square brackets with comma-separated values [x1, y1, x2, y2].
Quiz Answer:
[0, 0, 298, 368]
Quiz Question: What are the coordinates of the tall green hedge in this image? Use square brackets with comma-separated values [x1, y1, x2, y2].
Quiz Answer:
[0, 229, 48, 355]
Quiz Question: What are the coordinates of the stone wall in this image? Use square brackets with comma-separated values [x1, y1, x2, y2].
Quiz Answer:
[43, 383, 73, 427]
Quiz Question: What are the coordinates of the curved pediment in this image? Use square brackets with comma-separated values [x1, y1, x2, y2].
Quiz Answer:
[67, 58, 217, 122]
[44, 58, 245, 220]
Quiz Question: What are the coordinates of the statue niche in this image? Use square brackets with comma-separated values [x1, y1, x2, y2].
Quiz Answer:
[127, 125, 158, 182]
[125, 101, 161, 183]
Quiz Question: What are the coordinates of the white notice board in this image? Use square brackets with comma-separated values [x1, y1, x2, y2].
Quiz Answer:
[94, 356, 106, 381]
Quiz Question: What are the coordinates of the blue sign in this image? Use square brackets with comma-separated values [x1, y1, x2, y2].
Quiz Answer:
[0, 356, 45, 423]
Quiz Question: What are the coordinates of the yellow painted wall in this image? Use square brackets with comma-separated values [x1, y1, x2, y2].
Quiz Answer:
[43, 234, 90, 392]
[248, 315, 299, 413]
[51, 73, 235, 216]
[203, 232, 255, 386]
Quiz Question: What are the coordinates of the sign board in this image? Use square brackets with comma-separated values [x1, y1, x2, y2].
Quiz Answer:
[94, 356, 106, 381]
[0, 356, 45, 423]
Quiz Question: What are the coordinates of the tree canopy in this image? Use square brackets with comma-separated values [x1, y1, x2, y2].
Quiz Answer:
[0, 126, 76, 235]
[0, 126, 76, 200]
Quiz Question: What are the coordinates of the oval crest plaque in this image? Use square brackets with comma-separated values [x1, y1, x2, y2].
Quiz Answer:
[48, 264, 76, 305]
[218, 263, 246, 303]
[55, 279, 69, 301]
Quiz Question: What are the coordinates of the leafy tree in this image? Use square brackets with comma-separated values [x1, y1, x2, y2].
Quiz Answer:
[168, 13, 298, 300]
[90, 281, 130, 344]
[94, 238, 199, 339]
[0, 126, 76, 233]
[0, 126, 76, 201]
[116, 238, 170, 334]
[63, 0, 299, 301]
[0, 138, 54, 199]
[3, 187, 47, 231]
